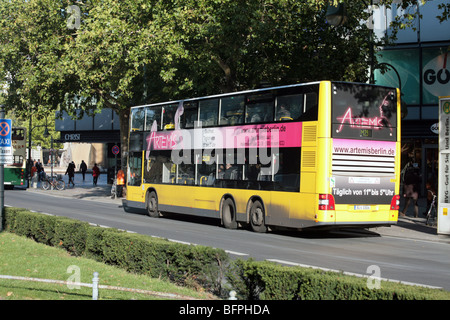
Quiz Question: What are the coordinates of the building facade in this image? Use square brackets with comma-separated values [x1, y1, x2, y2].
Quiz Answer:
[373, 1, 450, 194]
[55, 108, 121, 181]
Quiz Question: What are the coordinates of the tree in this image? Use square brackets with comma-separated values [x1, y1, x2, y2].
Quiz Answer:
[61, 0, 158, 168]
[0, 0, 83, 114]
[144, 0, 377, 96]
[1, 0, 448, 170]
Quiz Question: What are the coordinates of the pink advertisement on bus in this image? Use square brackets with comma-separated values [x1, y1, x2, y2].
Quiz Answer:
[145, 122, 302, 151]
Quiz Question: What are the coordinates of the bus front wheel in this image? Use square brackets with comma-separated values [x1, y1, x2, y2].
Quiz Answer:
[146, 191, 159, 218]
[222, 197, 237, 229]
[250, 200, 267, 233]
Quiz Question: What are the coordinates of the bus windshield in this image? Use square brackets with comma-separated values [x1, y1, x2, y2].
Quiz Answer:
[331, 82, 397, 141]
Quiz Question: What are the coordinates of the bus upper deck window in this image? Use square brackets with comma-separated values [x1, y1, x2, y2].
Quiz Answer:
[276, 94, 302, 121]
[162, 104, 177, 130]
[199, 99, 219, 127]
[220, 96, 244, 125]
[145, 106, 162, 131]
[181, 102, 198, 129]
[131, 109, 145, 131]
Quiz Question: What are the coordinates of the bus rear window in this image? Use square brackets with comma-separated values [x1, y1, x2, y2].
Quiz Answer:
[331, 82, 397, 141]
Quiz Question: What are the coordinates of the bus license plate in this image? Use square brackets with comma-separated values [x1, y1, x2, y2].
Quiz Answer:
[354, 205, 371, 211]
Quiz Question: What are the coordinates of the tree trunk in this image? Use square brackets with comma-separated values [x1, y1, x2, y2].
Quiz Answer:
[118, 107, 130, 171]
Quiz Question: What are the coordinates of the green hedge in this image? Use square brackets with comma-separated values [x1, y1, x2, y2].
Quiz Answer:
[4, 207, 228, 296]
[4, 207, 450, 300]
[227, 259, 450, 300]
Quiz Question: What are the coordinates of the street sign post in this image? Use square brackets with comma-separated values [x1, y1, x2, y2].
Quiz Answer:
[438, 96, 450, 235]
[112, 145, 119, 182]
[0, 118, 13, 165]
[0, 107, 8, 232]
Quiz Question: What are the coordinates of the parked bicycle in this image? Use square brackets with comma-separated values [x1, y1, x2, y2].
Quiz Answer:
[41, 174, 66, 191]
[425, 194, 437, 226]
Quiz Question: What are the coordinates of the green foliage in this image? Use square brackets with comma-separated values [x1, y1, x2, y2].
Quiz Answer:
[4, 207, 450, 300]
[227, 258, 450, 300]
[1, 0, 380, 113]
[2, 0, 448, 167]
[4, 207, 229, 297]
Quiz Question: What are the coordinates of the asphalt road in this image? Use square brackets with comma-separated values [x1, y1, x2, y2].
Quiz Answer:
[4, 187, 450, 291]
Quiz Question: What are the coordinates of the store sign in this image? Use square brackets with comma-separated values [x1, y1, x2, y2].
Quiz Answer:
[423, 48, 450, 97]
[430, 123, 439, 134]
[64, 133, 81, 141]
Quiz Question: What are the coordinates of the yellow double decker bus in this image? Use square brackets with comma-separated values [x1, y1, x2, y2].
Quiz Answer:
[123, 81, 401, 232]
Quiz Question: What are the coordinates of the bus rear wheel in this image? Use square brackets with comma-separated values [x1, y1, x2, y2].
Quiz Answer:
[146, 191, 159, 218]
[222, 197, 237, 229]
[250, 200, 267, 233]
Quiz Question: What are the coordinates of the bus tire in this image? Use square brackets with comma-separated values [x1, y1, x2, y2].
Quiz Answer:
[250, 200, 267, 233]
[221, 197, 237, 229]
[146, 191, 159, 218]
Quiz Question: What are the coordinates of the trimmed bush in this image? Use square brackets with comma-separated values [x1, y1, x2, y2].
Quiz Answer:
[227, 258, 450, 300]
[4, 207, 450, 300]
[4, 207, 229, 297]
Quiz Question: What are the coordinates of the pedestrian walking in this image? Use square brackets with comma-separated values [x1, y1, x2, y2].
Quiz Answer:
[116, 168, 125, 197]
[30, 162, 38, 188]
[92, 163, 100, 185]
[80, 160, 87, 181]
[65, 161, 76, 187]
[401, 163, 421, 217]
[36, 159, 43, 181]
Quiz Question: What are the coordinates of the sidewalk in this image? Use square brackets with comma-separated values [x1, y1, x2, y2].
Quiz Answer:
[373, 196, 450, 244]
[27, 171, 122, 204]
[24, 173, 450, 244]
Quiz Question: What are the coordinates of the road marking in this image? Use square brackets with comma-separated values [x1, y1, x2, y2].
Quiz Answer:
[267, 259, 339, 272]
[168, 239, 195, 246]
[225, 250, 248, 256]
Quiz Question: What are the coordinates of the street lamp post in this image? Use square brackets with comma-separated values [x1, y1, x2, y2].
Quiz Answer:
[50, 136, 54, 185]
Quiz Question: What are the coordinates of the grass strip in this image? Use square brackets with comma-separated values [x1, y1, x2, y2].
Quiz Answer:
[0, 232, 215, 300]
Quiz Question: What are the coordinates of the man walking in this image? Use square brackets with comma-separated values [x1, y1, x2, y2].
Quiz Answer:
[80, 160, 87, 182]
